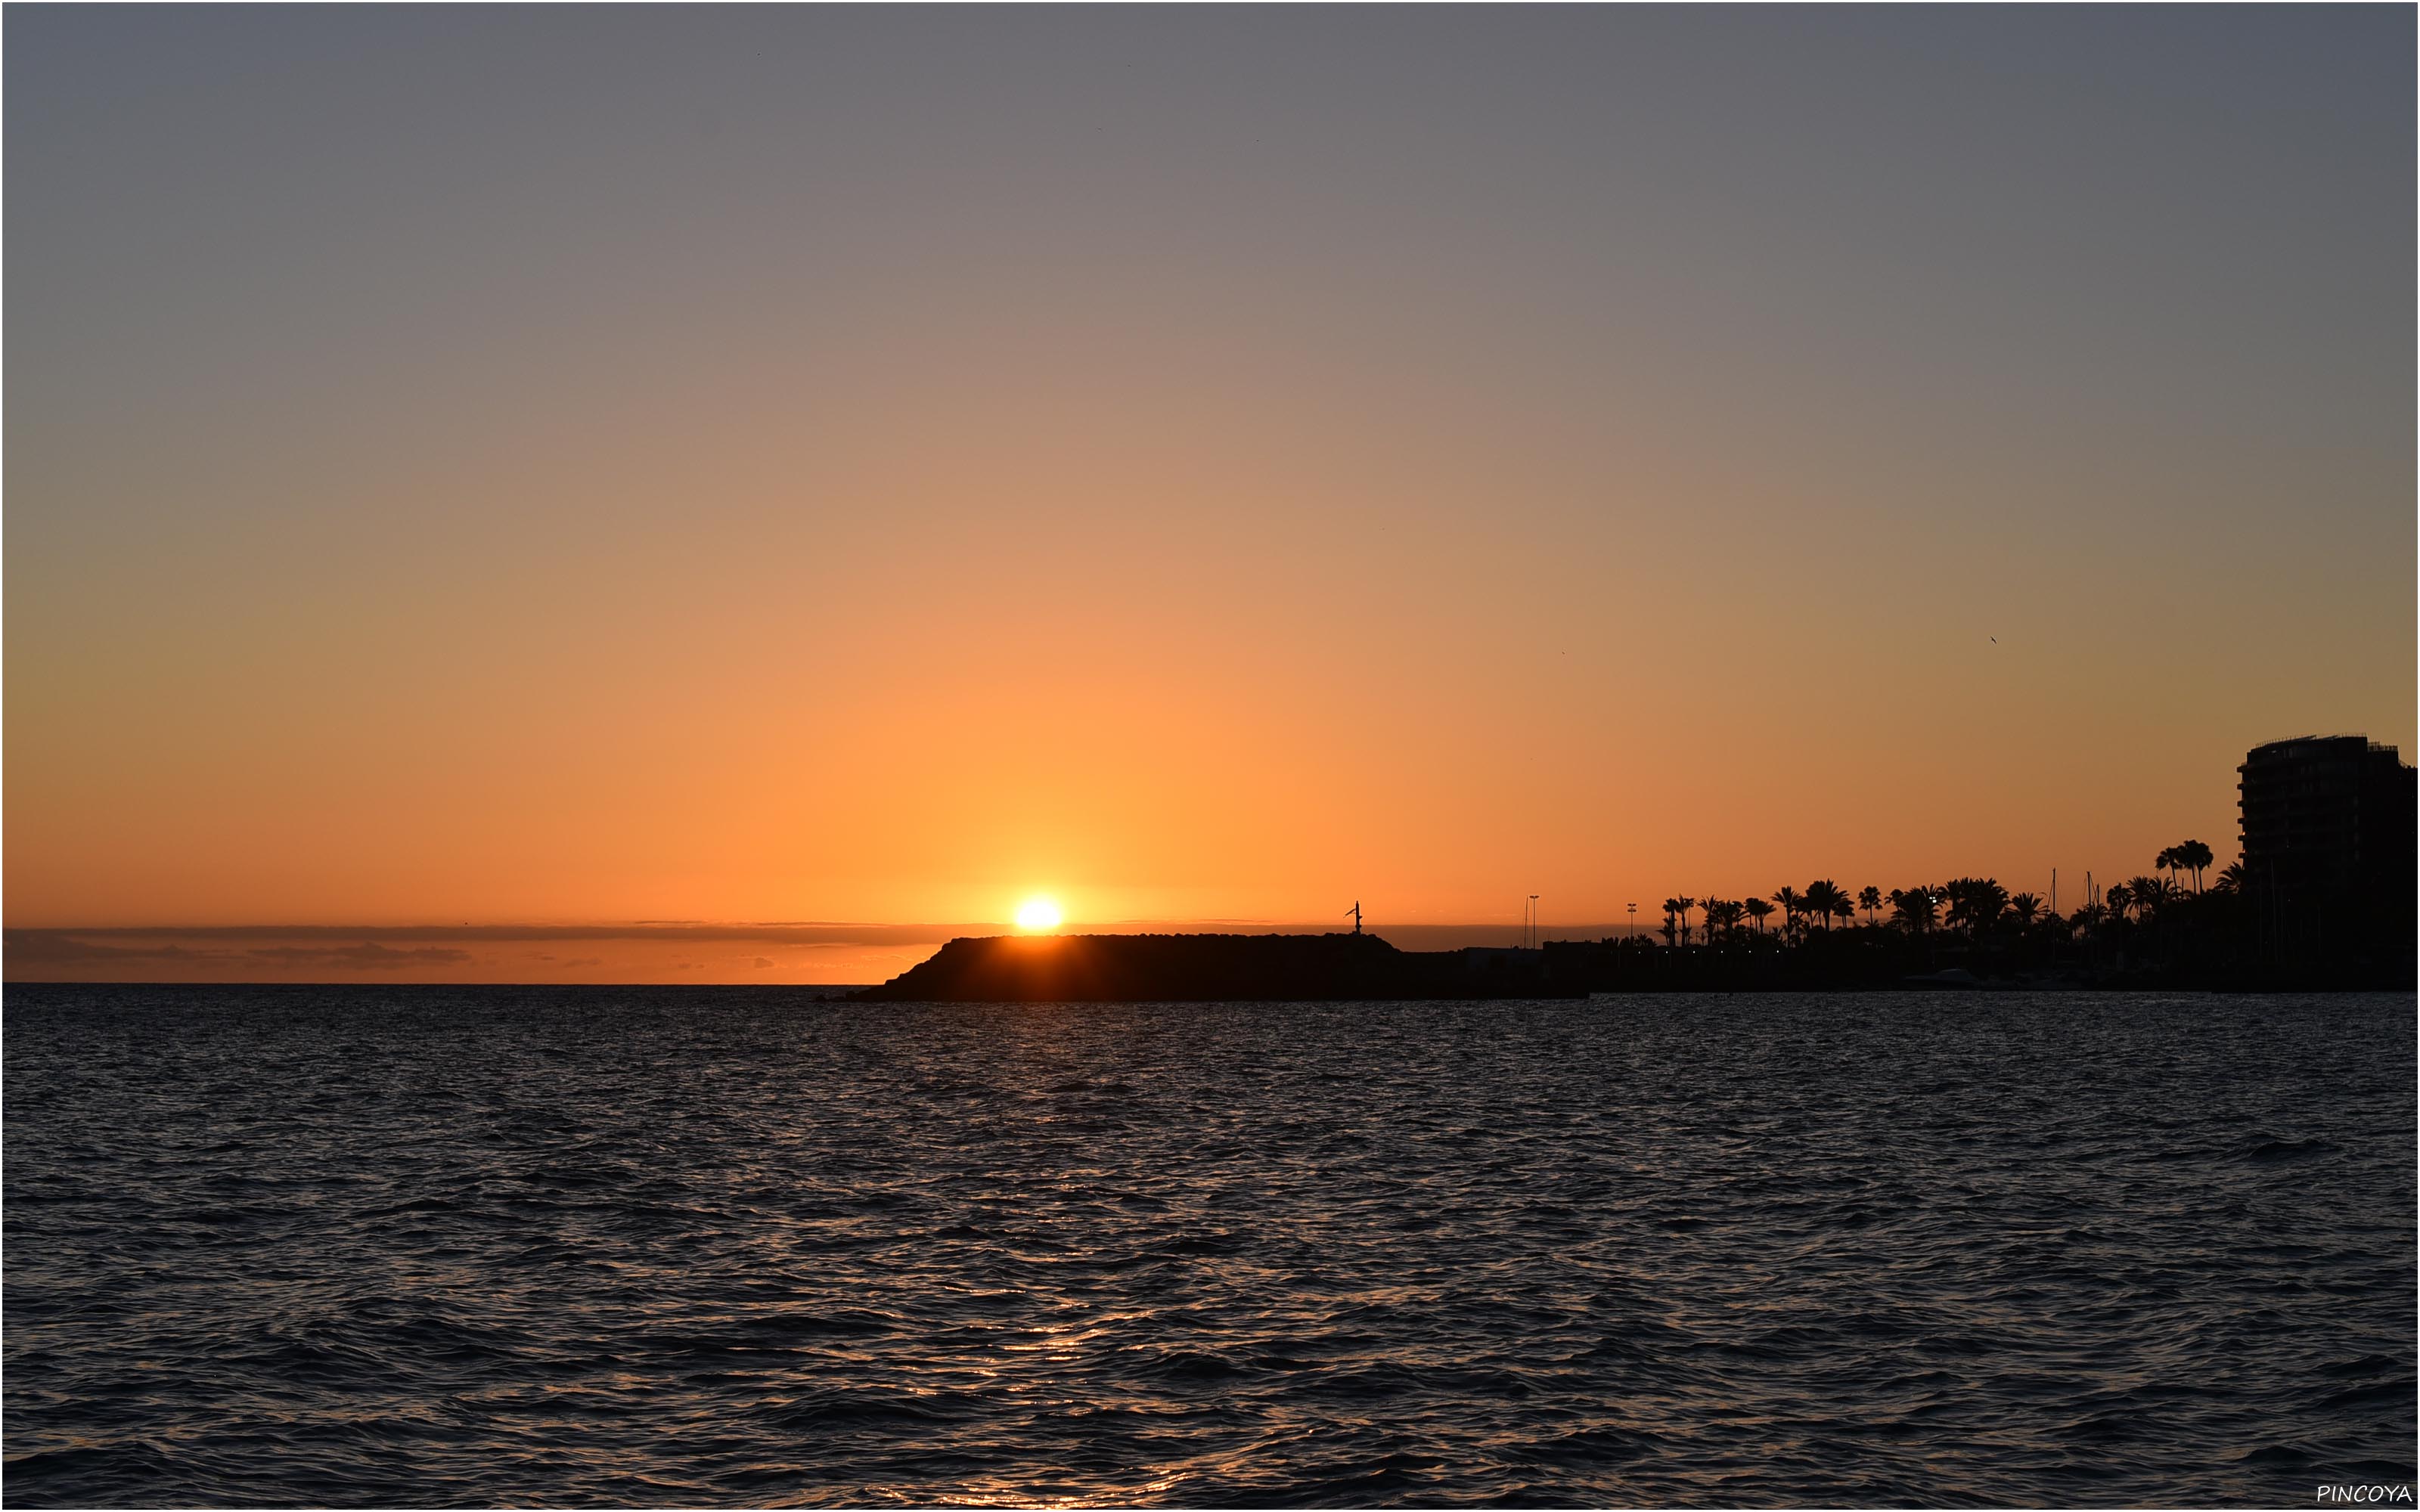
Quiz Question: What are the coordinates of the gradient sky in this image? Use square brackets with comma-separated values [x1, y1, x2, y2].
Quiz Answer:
[9, 8, 2413, 981]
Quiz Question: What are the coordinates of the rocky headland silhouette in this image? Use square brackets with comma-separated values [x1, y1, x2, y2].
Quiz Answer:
[849, 931, 1584, 1002]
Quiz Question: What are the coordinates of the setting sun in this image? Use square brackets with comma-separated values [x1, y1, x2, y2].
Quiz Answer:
[1015, 898, 1063, 932]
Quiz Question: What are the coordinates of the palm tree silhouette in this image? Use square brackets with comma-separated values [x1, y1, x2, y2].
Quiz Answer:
[1773, 886, 1805, 940]
[1702, 898, 1740, 944]
[1943, 878, 2008, 937]
[2128, 875, 2173, 919]
[1802, 879, 1840, 931]
[1676, 896, 1697, 948]
[1857, 885, 1882, 926]
[1744, 897, 1773, 934]
[2104, 881, 2134, 922]
[2176, 839, 2214, 893]
[1888, 887, 1937, 933]
[2213, 861, 2246, 895]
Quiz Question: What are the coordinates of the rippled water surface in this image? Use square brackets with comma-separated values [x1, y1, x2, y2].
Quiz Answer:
[6, 987, 2414, 1506]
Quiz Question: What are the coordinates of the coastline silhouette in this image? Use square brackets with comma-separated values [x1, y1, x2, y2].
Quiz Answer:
[859, 805, 2415, 1001]
[860, 736, 2416, 1001]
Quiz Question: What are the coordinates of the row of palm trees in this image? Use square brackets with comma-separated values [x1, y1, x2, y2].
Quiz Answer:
[1654, 839, 2226, 947]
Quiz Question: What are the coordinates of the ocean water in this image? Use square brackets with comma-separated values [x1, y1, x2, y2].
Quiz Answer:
[5, 987, 2412, 1507]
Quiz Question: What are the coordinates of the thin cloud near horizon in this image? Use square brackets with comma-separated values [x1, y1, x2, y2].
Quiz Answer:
[4, 919, 1658, 985]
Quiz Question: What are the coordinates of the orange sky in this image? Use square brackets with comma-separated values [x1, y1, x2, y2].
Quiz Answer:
[8, 11, 2412, 983]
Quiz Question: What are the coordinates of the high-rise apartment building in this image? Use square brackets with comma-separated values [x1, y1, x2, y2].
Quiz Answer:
[2238, 735, 2415, 954]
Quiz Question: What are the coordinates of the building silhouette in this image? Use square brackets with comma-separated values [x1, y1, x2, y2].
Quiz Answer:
[2238, 735, 2415, 959]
